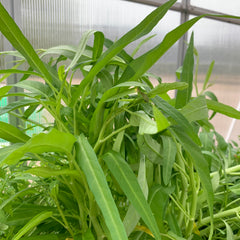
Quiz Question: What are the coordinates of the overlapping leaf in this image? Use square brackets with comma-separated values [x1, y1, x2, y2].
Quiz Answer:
[0, 129, 76, 165]
[104, 151, 161, 240]
[75, 135, 128, 240]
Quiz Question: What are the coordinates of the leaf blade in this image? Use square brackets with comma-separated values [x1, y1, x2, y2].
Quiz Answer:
[152, 96, 201, 145]
[161, 135, 177, 185]
[66, 30, 96, 71]
[75, 135, 128, 240]
[117, 16, 204, 84]
[175, 32, 194, 108]
[180, 95, 208, 122]
[12, 211, 53, 240]
[103, 151, 161, 240]
[26, 167, 79, 178]
[1, 129, 76, 165]
[206, 99, 240, 119]
[0, 121, 30, 143]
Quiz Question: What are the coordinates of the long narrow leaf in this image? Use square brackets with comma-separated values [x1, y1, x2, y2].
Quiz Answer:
[93, 31, 104, 60]
[0, 99, 39, 116]
[117, 16, 204, 84]
[0, 69, 43, 78]
[40, 45, 77, 59]
[161, 135, 177, 185]
[104, 38, 133, 63]
[116, 14, 240, 86]
[26, 167, 79, 178]
[131, 34, 156, 57]
[206, 99, 240, 119]
[137, 134, 162, 164]
[0, 187, 35, 210]
[66, 30, 96, 71]
[12, 211, 53, 240]
[148, 82, 188, 98]
[152, 96, 201, 145]
[180, 96, 208, 122]
[75, 135, 128, 240]
[153, 105, 170, 132]
[175, 33, 194, 108]
[14, 80, 52, 98]
[148, 185, 173, 231]
[20, 234, 66, 240]
[0, 86, 12, 96]
[103, 151, 161, 240]
[1, 129, 76, 165]
[0, 121, 30, 143]
[203, 61, 215, 90]
[123, 155, 148, 236]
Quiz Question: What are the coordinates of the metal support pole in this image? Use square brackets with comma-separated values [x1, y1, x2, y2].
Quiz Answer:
[176, 0, 190, 69]
[2, 0, 23, 128]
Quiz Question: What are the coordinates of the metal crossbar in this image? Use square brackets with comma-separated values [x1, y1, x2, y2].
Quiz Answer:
[124, 0, 240, 25]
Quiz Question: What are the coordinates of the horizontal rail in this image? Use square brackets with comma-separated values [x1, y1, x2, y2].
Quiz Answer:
[124, 0, 240, 25]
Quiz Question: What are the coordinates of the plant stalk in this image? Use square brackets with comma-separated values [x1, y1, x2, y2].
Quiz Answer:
[186, 158, 198, 237]
[198, 205, 240, 227]
[175, 144, 189, 227]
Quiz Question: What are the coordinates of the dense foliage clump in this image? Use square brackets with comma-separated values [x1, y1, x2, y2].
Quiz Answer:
[0, 0, 240, 239]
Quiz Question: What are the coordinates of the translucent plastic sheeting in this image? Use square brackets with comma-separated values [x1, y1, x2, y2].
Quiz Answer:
[0, 33, 3, 54]
[20, 0, 180, 80]
[21, 0, 80, 48]
[0, 0, 6, 68]
[189, 16, 240, 84]
[191, 0, 240, 16]
[189, 16, 240, 142]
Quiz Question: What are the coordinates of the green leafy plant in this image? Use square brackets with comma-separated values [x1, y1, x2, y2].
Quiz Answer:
[0, 0, 240, 239]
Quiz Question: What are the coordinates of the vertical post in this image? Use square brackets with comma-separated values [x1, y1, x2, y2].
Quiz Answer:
[2, 0, 23, 128]
[177, 0, 190, 69]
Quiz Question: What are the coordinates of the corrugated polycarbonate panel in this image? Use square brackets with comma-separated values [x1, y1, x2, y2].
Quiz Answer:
[21, 0, 80, 48]
[0, 33, 3, 69]
[0, 0, 5, 69]
[20, 0, 180, 80]
[189, 16, 240, 84]
[191, 0, 240, 16]
[189, 16, 240, 141]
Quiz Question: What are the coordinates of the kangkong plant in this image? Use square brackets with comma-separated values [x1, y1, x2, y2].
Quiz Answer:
[0, 0, 240, 239]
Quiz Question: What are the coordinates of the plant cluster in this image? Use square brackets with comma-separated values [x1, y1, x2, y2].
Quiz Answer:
[0, 0, 240, 239]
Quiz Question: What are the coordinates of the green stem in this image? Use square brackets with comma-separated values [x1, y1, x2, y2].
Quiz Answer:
[186, 158, 198, 237]
[0, 176, 8, 194]
[73, 107, 78, 136]
[198, 205, 240, 227]
[42, 102, 69, 133]
[89, 200, 105, 240]
[210, 164, 240, 178]
[175, 144, 189, 227]
[169, 194, 191, 219]
[94, 119, 130, 152]
[63, 176, 88, 231]
[53, 193, 74, 237]
[77, 84, 89, 113]
[9, 111, 46, 129]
